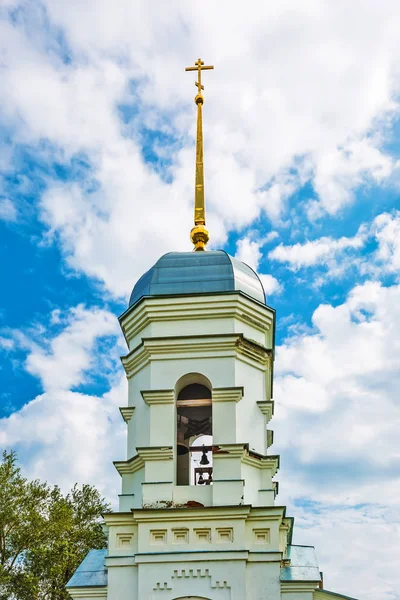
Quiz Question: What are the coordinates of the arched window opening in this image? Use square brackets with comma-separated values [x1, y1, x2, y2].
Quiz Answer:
[176, 383, 212, 486]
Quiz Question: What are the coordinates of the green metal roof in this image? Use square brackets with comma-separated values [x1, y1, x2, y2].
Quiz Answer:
[129, 250, 266, 307]
[66, 549, 107, 589]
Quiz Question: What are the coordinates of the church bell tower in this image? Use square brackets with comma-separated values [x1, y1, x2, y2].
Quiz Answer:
[66, 59, 358, 600]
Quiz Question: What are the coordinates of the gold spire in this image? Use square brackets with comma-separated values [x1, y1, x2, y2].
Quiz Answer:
[185, 58, 214, 251]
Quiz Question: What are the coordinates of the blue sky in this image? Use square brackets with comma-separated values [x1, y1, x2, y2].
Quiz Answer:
[1, 2, 400, 599]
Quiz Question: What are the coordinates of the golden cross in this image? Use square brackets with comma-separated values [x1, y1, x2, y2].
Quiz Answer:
[185, 58, 214, 96]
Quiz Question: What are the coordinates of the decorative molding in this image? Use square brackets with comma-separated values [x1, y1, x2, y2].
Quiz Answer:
[141, 389, 174, 405]
[153, 581, 172, 591]
[132, 505, 251, 523]
[172, 527, 189, 543]
[212, 386, 243, 403]
[136, 446, 173, 461]
[235, 337, 272, 367]
[103, 512, 134, 527]
[216, 527, 233, 542]
[281, 581, 320, 593]
[119, 406, 135, 423]
[150, 529, 167, 544]
[171, 568, 230, 590]
[66, 588, 107, 599]
[121, 334, 271, 378]
[257, 400, 274, 422]
[253, 528, 270, 544]
[105, 555, 135, 567]
[214, 443, 246, 459]
[242, 451, 279, 475]
[119, 293, 274, 344]
[246, 505, 287, 521]
[116, 532, 134, 548]
[194, 527, 211, 542]
[153, 568, 230, 594]
[172, 568, 211, 579]
[113, 454, 144, 476]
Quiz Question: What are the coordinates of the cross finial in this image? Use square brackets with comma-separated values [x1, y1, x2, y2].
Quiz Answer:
[185, 58, 214, 102]
[185, 58, 214, 251]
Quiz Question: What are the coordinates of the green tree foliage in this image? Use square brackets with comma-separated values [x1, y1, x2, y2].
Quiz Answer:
[0, 450, 110, 600]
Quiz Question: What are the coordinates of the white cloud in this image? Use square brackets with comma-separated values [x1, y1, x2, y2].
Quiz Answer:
[259, 273, 282, 296]
[272, 280, 400, 598]
[0, 306, 126, 497]
[291, 503, 398, 600]
[267, 210, 400, 285]
[268, 230, 366, 269]
[1, 1, 400, 296]
[235, 235, 282, 296]
[0, 336, 15, 350]
[312, 137, 395, 216]
[1, 4, 400, 597]
[0, 198, 17, 222]
[24, 305, 119, 391]
[235, 237, 262, 271]
[371, 210, 400, 274]
[2, 283, 398, 599]
[274, 280, 400, 496]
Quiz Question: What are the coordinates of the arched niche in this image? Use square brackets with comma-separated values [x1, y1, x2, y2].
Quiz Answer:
[175, 372, 212, 397]
[175, 373, 213, 486]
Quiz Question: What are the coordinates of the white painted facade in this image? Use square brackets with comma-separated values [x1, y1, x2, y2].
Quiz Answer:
[67, 290, 358, 600]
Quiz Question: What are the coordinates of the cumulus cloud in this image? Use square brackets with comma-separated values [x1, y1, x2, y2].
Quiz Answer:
[0, 198, 17, 222]
[2, 3, 400, 598]
[371, 210, 400, 274]
[1, 1, 400, 296]
[267, 210, 400, 286]
[236, 235, 282, 296]
[268, 229, 366, 269]
[272, 280, 400, 599]
[291, 503, 398, 600]
[0, 305, 126, 496]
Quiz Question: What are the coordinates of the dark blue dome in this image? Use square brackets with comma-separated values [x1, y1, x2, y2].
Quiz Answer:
[129, 250, 265, 307]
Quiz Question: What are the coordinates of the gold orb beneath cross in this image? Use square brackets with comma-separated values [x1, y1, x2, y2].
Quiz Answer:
[190, 224, 209, 251]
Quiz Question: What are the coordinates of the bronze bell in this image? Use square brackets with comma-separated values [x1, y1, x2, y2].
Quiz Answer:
[199, 446, 209, 465]
[177, 429, 189, 455]
[198, 472, 205, 485]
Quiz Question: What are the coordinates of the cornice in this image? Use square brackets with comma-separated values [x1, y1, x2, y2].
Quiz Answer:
[281, 581, 320, 593]
[235, 337, 272, 368]
[137, 446, 173, 461]
[66, 587, 107, 598]
[246, 506, 286, 521]
[103, 512, 135, 526]
[121, 334, 271, 378]
[119, 406, 135, 423]
[119, 293, 274, 345]
[257, 400, 274, 422]
[212, 445, 279, 476]
[134, 549, 282, 565]
[141, 389, 174, 405]
[114, 447, 173, 475]
[242, 451, 280, 475]
[214, 444, 246, 458]
[114, 454, 144, 476]
[105, 555, 136, 567]
[212, 387, 243, 403]
[132, 505, 252, 523]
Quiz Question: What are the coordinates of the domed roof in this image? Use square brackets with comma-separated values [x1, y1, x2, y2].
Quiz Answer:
[129, 250, 265, 307]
